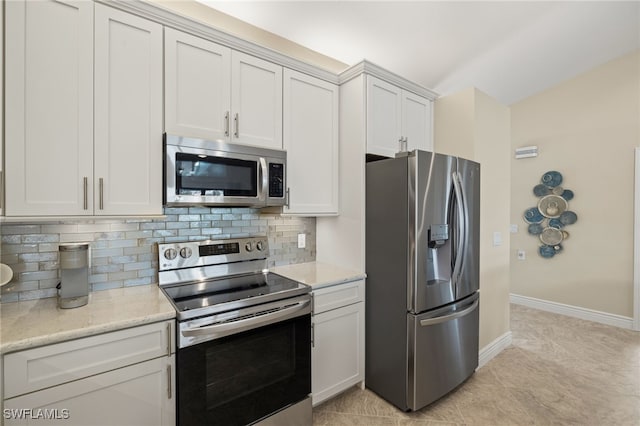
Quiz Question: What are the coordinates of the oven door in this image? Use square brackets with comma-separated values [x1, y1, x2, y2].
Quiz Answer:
[165, 143, 265, 207]
[176, 303, 311, 425]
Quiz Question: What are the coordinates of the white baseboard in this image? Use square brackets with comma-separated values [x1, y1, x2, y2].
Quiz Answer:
[478, 330, 512, 368]
[510, 293, 635, 330]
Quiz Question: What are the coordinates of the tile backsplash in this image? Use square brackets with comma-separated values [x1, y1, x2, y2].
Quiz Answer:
[0, 207, 315, 303]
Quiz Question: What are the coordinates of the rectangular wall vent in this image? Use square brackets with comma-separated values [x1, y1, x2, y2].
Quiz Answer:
[515, 146, 538, 159]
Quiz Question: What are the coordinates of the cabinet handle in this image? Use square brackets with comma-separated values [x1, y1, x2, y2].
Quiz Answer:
[83, 177, 88, 210]
[311, 322, 315, 348]
[167, 364, 172, 400]
[166, 322, 172, 356]
[234, 113, 239, 137]
[99, 178, 104, 210]
[285, 187, 290, 208]
[224, 111, 230, 136]
[399, 137, 408, 152]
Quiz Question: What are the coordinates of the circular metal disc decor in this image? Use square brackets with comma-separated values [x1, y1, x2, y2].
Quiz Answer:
[523, 170, 578, 259]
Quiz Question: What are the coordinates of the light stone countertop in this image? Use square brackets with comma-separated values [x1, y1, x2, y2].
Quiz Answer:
[0, 285, 175, 354]
[270, 261, 366, 290]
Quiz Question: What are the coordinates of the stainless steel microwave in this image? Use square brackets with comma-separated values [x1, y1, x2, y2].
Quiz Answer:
[164, 134, 286, 208]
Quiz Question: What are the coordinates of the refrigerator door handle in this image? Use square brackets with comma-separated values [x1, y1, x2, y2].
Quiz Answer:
[419, 298, 479, 327]
[451, 171, 466, 287]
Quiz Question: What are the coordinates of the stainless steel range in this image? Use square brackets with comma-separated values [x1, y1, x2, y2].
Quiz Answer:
[158, 236, 312, 426]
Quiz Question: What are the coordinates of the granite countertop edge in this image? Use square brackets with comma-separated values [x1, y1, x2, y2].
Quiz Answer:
[270, 261, 366, 290]
[1, 285, 176, 355]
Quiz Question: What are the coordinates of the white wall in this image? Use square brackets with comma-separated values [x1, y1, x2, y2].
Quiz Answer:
[150, 0, 347, 73]
[510, 50, 640, 318]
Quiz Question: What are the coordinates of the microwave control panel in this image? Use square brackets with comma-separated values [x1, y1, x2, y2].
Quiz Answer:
[269, 163, 285, 198]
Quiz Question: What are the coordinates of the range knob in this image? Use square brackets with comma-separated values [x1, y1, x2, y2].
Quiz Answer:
[164, 248, 177, 260]
[256, 240, 265, 251]
[245, 242, 253, 252]
[179, 247, 192, 258]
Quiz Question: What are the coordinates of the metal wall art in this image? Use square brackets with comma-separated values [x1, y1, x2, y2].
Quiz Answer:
[523, 171, 577, 258]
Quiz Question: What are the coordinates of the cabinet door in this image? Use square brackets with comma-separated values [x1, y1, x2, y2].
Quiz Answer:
[1, 0, 4, 217]
[283, 69, 339, 215]
[402, 91, 433, 152]
[4, 320, 173, 398]
[164, 28, 232, 141]
[94, 4, 163, 215]
[4, 356, 175, 426]
[5, 0, 94, 216]
[312, 302, 365, 406]
[366, 75, 402, 158]
[231, 51, 283, 149]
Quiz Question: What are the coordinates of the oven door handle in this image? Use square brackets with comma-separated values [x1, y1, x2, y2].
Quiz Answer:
[181, 299, 310, 338]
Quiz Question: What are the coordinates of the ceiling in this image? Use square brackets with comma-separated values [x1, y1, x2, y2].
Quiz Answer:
[197, 1, 640, 105]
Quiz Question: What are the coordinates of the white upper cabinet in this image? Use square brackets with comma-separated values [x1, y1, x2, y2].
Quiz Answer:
[164, 28, 231, 141]
[5, 0, 94, 216]
[4, 0, 162, 217]
[94, 4, 163, 216]
[165, 29, 283, 149]
[283, 69, 339, 216]
[402, 90, 433, 152]
[366, 76, 402, 158]
[366, 75, 433, 157]
[231, 51, 283, 149]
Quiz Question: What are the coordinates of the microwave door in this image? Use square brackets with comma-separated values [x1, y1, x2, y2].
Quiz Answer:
[167, 145, 262, 206]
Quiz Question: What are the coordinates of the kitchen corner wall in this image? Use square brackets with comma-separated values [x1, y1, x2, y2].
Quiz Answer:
[0, 207, 315, 303]
[510, 50, 640, 318]
[434, 88, 512, 350]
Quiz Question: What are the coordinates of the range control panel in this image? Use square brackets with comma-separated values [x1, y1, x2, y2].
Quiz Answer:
[158, 237, 269, 271]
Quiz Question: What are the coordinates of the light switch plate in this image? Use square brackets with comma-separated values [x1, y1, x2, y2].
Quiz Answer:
[510, 224, 519, 233]
[297, 233, 306, 249]
[493, 231, 502, 246]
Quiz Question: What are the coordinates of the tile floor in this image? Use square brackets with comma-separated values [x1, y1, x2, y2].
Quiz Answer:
[312, 304, 640, 425]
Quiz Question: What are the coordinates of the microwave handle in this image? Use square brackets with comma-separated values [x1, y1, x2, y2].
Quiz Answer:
[259, 158, 268, 202]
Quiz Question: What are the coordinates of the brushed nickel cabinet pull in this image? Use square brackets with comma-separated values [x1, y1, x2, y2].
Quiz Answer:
[224, 111, 230, 136]
[167, 364, 172, 399]
[285, 187, 290, 208]
[311, 322, 315, 348]
[234, 113, 239, 137]
[99, 178, 104, 210]
[83, 177, 88, 210]
[166, 322, 172, 356]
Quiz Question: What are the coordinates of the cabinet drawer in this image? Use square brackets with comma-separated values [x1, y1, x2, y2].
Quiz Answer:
[4, 355, 175, 426]
[313, 280, 364, 314]
[4, 320, 173, 399]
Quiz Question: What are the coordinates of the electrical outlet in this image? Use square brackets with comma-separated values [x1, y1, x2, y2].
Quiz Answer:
[510, 224, 519, 233]
[297, 233, 306, 249]
[517, 250, 526, 260]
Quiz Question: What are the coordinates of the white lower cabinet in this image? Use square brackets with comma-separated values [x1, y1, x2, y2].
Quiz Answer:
[312, 280, 365, 406]
[3, 356, 174, 426]
[2, 320, 175, 425]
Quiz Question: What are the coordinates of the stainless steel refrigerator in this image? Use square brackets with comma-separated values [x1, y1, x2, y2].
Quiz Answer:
[365, 150, 480, 411]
